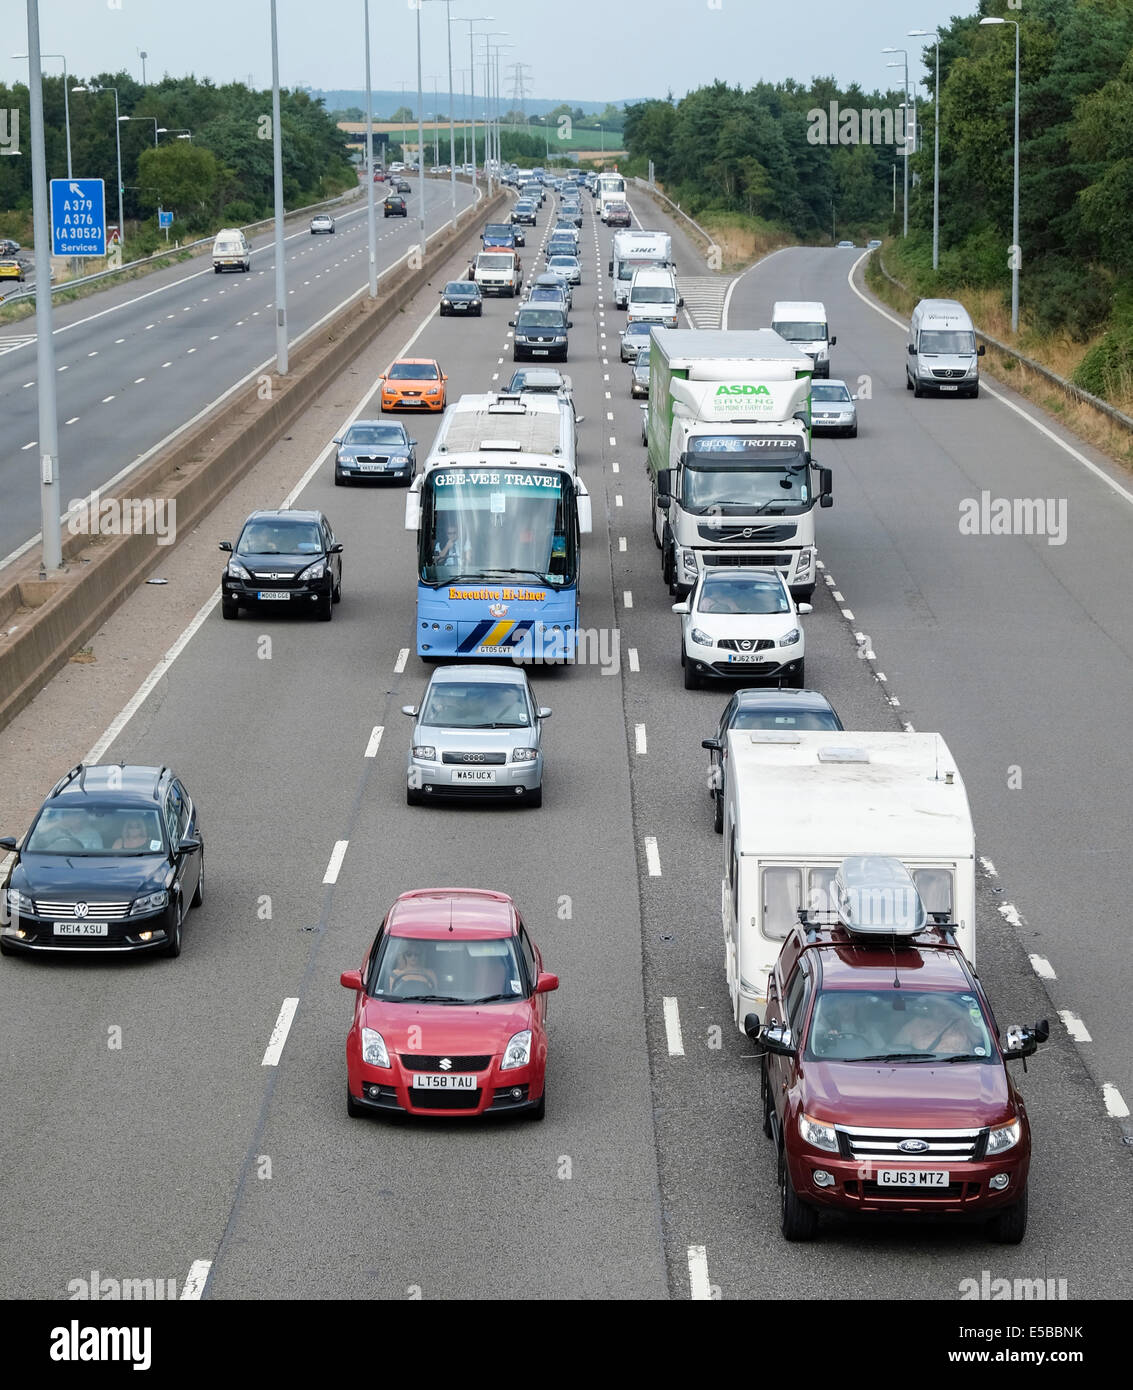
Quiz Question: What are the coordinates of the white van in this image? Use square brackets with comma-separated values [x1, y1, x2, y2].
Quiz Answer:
[907, 298, 985, 398]
[609, 230, 673, 308]
[626, 266, 682, 329]
[211, 228, 251, 273]
[720, 730, 975, 1029]
[770, 301, 835, 378]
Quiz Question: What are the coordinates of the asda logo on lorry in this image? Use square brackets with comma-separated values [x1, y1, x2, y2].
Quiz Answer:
[716, 384, 772, 395]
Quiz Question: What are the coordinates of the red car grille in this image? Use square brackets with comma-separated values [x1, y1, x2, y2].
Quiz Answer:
[408, 1088, 482, 1110]
[399, 1054, 491, 1070]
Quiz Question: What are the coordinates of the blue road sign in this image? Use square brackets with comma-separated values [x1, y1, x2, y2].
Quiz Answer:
[50, 178, 106, 257]
[158, 209, 173, 228]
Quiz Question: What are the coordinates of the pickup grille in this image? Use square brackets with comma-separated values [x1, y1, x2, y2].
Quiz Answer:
[837, 1124, 984, 1162]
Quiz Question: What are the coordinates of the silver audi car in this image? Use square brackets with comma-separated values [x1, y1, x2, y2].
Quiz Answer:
[403, 666, 551, 808]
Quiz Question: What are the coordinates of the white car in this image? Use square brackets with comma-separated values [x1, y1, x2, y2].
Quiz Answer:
[310, 214, 335, 234]
[673, 568, 811, 690]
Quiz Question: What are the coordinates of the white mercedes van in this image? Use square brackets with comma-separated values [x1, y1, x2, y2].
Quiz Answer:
[907, 298, 985, 397]
[770, 301, 835, 378]
[212, 228, 251, 273]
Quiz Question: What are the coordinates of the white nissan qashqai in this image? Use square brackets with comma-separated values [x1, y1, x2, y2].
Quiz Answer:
[673, 567, 811, 690]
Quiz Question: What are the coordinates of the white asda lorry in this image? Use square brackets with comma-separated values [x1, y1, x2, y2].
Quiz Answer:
[720, 730, 976, 1030]
[646, 329, 831, 599]
[609, 230, 672, 308]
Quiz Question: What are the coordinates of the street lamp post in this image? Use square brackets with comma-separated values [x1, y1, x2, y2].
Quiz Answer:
[980, 15, 1021, 333]
[456, 17, 494, 196]
[157, 127, 192, 142]
[909, 28, 942, 270]
[25, 0, 63, 572]
[269, 0, 288, 374]
[72, 84, 124, 256]
[363, 0, 377, 298]
[883, 47, 910, 236]
[120, 113, 158, 147]
[11, 50, 71, 176]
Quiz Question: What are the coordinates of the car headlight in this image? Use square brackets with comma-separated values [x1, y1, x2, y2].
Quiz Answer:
[796, 549, 815, 578]
[411, 745, 437, 761]
[5, 888, 34, 915]
[441, 299, 451, 306]
[986, 1118, 1021, 1155]
[130, 890, 169, 916]
[297, 560, 326, 582]
[511, 747, 538, 763]
[426, 387, 440, 396]
[799, 1112, 839, 1153]
[227, 560, 252, 581]
[690, 627, 713, 647]
[361, 1027, 390, 1068]
[500, 1029, 532, 1070]
[780, 628, 801, 646]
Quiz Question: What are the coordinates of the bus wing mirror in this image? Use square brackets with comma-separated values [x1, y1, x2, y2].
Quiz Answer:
[576, 490, 593, 535]
[404, 494, 421, 531]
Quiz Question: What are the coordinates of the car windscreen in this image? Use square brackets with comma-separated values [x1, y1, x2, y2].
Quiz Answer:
[772, 320, 827, 341]
[444, 282, 477, 295]
[517, 310, 566, 328]
[805, 989, 996, 1063]
[484, 225, 512, 235]
[25, 805, 166, 856]
[389, 362, 438, 379]
[681, 437, 809, 513]
[371, 934, 528, 1003]
[237, 520, 323, 555]
[420, 680, 532, 729]
[811, 382, 852, 403]
[731, 708, 841, 732]
[919, 330, 976, 354]
[631, 285, 676, 303]
[343, 425, 406, 447]
[697, 575, 789, 615]
[547, 258, 577, 270]
[477, 254, 514, 269]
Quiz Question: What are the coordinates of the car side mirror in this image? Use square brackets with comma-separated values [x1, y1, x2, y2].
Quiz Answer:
[701, 738, 721, 752]
[0, 836, 18, 851]
[218, 541, 233, 552]
[678, 297, 685, 307]
[535, 971, 559, 994]
[743, 1012, 761, 1041]
[508, 320, 515, 327]
[408, 439, 418, 446]
[340, 969, 363, 992]
[329, 543, 344, 554]
[178, 836, 202, 854]
[567, 320, 574, 329]
[332, 436, 342, 444]
[537, 707, 552, 719]
[977, 344, 986, 356]
[759, 1023, 796, 1057]
[829, 336, 837, 347]
[401, 705, 419, 717]
[672, 600, 690, 614]
[907, 343, 916, 355]
[797, 603, 813, 615]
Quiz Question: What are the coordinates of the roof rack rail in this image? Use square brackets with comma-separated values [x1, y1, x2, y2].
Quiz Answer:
[48, 764, 84, 798]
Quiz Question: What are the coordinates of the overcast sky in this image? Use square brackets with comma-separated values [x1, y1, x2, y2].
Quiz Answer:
[6, 0, 974, 104]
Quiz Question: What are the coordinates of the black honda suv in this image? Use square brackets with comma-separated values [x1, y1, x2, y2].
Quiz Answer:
[1, 765, 204, 958]
[219, 509, 343, 620]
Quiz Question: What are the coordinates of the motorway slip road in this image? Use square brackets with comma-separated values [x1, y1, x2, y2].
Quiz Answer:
[0, 178, 475, 568]
[0, 190, 1127, 1302]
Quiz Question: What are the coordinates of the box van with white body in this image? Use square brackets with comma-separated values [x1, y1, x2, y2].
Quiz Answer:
[626, 266, 682, 329]
[720, 730, 975, 1029]
[211, 228, 251, 273]
[907, 298, 985, 398]
[596, 172, 627, 221]
[770, 301, 835, 378]
[609, 230, 672, 308]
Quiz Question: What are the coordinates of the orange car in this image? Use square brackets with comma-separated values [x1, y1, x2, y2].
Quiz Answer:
[380, 358, 448, 412]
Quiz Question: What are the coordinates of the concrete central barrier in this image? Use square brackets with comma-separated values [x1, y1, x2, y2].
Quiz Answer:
[0, 190, 509, 733]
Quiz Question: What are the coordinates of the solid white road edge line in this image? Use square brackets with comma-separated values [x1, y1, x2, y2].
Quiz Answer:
[261, 997, 300, 1066]
[323, 841, 349, 885]
[663, 997, 685, 1056]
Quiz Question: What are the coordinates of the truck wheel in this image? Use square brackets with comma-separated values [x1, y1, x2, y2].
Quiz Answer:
[986, 1189, 1027, 1244]
[778, 1141, 819, 1241]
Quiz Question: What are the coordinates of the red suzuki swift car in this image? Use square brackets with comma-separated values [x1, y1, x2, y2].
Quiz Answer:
[341, 888, 558, 1120]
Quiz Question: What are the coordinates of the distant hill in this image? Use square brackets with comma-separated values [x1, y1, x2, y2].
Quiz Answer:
[310, 89, 648, 117]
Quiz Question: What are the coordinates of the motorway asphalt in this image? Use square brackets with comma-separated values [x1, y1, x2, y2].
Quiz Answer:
[0, 177, 476, 566]
[0, 186, 1128, 1301]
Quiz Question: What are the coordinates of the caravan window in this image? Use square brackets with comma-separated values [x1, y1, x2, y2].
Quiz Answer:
[807, 867, 838, 919]
[912, 867, 953, 917]
[761, 867, 801, 941]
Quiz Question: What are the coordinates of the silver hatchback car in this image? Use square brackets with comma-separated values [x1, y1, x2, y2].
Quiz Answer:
[403, 666, 551, 808]
[810, 378, 858, 437]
